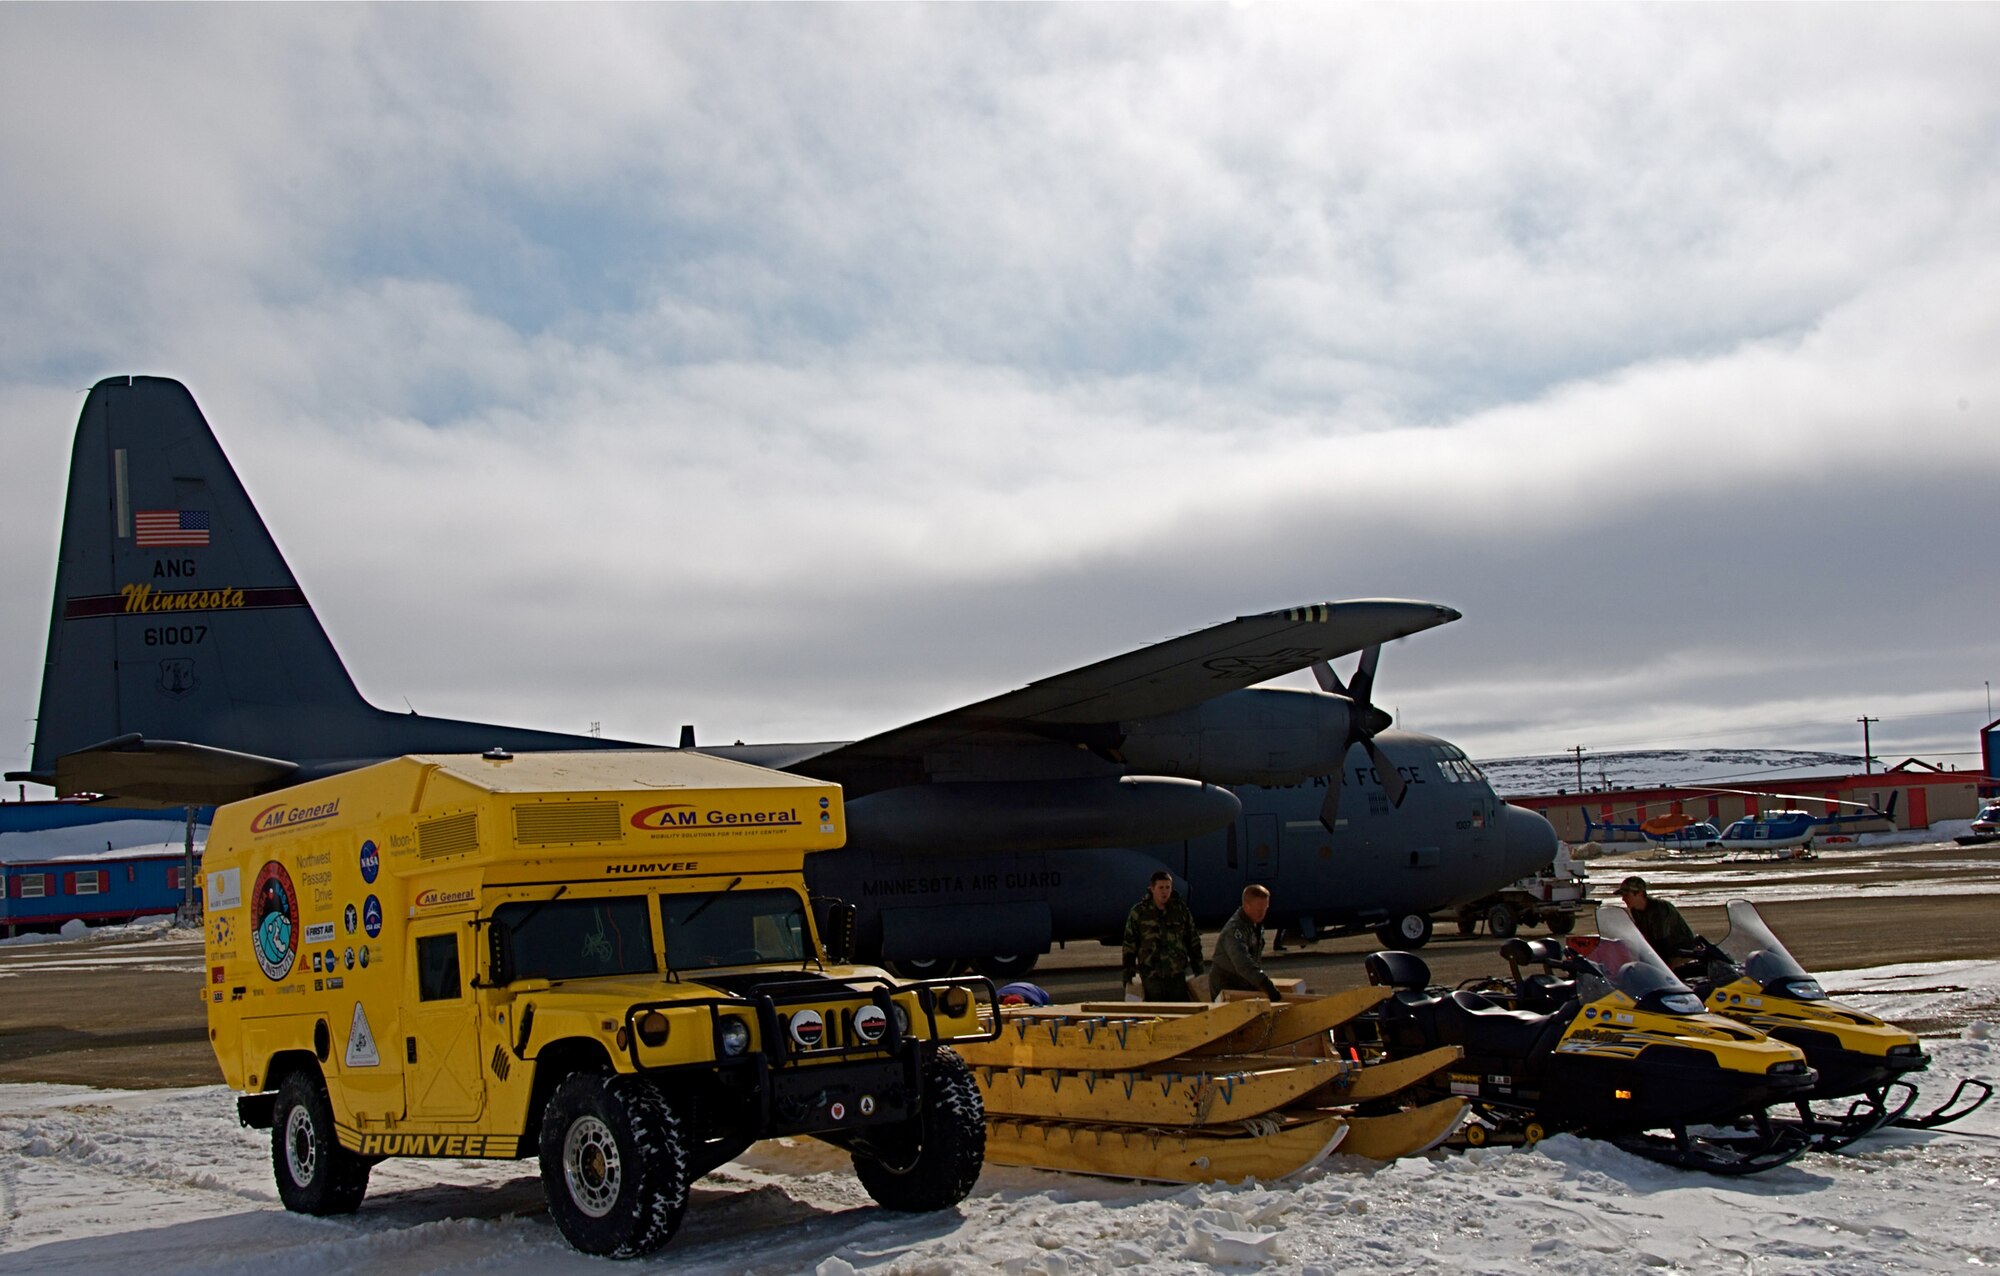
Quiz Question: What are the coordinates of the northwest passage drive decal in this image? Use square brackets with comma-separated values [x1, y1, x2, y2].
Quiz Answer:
[252, 860, 300, 981]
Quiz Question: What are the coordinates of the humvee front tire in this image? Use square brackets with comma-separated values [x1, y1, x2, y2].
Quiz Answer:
[538, 1073, 689, 1258]
[272, 1069, 371, 1215]
[852, 1048, 984, 1212]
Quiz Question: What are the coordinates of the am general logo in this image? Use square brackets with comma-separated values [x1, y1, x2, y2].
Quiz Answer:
[249, 799, 341, 835]
[631, 804, 699, 831]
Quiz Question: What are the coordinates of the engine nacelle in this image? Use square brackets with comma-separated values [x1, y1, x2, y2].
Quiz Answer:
[1116, 688, 1353, 787]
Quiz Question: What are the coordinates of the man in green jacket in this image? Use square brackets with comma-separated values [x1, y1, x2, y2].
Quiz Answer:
[1209, 884, 1282, 1001]
[1121, 871, 1205, 1001]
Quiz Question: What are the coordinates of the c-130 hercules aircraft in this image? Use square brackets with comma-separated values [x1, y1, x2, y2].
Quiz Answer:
[12, 376, 1557, 976]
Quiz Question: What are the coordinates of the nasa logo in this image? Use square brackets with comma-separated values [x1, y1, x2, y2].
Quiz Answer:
[359, 840, 380, 884]
[788, 1009, 826, 1050]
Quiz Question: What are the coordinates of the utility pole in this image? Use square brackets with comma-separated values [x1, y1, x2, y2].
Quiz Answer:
[1569, 745, 1586, 792]
[1858, 716, 1879, 774]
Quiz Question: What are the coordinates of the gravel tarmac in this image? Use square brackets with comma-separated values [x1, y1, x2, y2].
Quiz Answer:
[3, 836, 1994, 1088]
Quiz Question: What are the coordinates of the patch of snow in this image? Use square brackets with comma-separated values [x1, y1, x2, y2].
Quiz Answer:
[1480, 748, 1879, 796]
[1, 962, 1996, 1273]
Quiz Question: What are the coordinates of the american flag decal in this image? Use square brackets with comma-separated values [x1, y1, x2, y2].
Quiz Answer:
[134, 509, 211, 547]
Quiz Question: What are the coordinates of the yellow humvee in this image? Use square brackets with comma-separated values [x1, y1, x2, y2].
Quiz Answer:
[202, 749, 996, 1256]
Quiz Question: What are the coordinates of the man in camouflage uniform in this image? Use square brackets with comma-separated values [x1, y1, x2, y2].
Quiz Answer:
[1209, 883, 1282, 1001]
[1122, 871, 1205, 1001]
[1616, 875, 1699, 958]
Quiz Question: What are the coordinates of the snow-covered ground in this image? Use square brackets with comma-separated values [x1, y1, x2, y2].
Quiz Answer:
[1479, 748, 1879, 796]
[3, 961, 1996, 1274]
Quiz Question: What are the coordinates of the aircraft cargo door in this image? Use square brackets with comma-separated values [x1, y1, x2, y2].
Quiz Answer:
[1246, 813, 1278, 883]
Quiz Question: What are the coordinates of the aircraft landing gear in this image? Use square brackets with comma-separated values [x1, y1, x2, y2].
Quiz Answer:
[971, 954, 1039, 981]
[1375, 913, 1433, 951]
[887, 956, 968, 979]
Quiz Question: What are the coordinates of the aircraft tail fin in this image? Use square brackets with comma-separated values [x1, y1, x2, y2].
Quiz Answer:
[13, 376, 621, 802]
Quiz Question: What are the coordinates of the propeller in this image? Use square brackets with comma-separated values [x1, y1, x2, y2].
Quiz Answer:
[1311, 644, 1406, 832]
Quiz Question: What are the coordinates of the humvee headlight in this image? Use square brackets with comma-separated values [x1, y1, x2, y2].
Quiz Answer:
[852, 1004, 889, 1043]
[938, 986, 970, 1017]
[718, 1017, 751, 1058]
[891, 1003, 910, 1037]
[637, 1011, 670, 1047]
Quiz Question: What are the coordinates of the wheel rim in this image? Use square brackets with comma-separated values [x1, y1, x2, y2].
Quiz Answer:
[563, 1115, 622, 1218]
[284, 1103, 318, 1186]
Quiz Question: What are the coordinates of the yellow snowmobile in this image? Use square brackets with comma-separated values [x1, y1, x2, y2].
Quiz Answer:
[1692, 899, 1991, 1149]
[1357, 904, 1817, 1174]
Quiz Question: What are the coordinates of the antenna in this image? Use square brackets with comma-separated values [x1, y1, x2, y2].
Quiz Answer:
[1857, 716, 1879, 774]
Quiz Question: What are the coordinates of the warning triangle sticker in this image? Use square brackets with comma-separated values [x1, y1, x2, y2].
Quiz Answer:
[345, 1001, 381, 1068]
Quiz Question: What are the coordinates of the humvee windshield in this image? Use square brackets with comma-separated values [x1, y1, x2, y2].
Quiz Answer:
[494, 896, 657, 982]
[661, 888, 810, 968]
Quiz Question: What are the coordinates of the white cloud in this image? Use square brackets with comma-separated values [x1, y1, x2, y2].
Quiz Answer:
[2, 5, 1997, 778]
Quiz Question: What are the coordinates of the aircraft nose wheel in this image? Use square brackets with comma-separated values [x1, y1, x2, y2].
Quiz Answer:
[1375, 913, 1433, 950]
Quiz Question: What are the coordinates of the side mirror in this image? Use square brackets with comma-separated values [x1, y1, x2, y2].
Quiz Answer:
[487, 919, 514, 987]
[818, 900, 857, 966]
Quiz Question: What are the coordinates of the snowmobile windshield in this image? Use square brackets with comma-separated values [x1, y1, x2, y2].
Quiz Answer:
[1598, 904, 1704, 1014]
[1717, 899, 1824, 1000]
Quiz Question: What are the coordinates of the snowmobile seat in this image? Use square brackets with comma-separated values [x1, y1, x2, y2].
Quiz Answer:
[1516, 973, 1577, 1013]
[1524, 938, 1565, 963]
[1365, 950, 1432, 994]
[1435, 989, 1562, 1058]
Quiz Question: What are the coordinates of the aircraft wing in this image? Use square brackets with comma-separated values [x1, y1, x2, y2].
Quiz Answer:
[789, 599, 1458, 791]
[7, 733, 302, 807]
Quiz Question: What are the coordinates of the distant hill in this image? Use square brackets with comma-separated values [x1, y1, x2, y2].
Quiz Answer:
[1475, 748, 1868, 798]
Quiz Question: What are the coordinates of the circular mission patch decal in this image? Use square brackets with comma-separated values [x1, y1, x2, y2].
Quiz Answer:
[251, 860, 300, 981]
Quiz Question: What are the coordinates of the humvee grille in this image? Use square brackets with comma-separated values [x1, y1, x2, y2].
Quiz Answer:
[418, 812, 479, 859]
[513, 801, 624, 845]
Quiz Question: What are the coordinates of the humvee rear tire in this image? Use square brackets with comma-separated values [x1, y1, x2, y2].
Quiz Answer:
[852, 1048, 984, 1212]
[1545, 913, 1576, 936]
[272, 1069, 371, 1215]
[538, 1073, 689, 1257]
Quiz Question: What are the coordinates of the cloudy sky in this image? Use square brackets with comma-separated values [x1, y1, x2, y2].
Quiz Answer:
[3, 5, 1997, 791]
